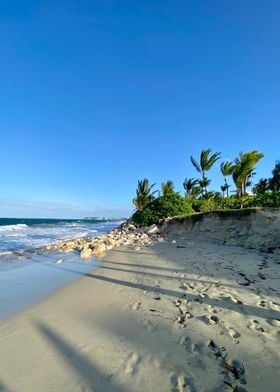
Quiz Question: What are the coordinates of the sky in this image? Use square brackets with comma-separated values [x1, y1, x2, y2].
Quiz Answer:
[0, 0, 280, 218]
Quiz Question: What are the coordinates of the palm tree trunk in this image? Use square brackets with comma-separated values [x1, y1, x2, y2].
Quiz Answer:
[225, 178, 229, 198]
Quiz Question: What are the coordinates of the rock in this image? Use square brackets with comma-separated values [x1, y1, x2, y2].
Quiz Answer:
[172, 240, 176, 244]
[80, 247, 92, 259]
[127, 224, 137, 231]
[91, 243, 106, 256]
[47, 220, 154, 257]
[157, 237, 166, 243]
[146, 224, 161, 235]
[56, 259, 64, 264]
[134, 246, 141, 251]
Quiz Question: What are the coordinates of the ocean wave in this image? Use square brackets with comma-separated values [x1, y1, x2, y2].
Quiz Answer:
[3, 233, 27, 238]
[0, 250, 13, 256]
[0, 224, 29, 232]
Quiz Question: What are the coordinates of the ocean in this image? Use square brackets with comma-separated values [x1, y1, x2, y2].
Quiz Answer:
[0, 218, 121, 261]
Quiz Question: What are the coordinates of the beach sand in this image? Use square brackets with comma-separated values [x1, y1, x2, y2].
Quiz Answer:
[0, 240, 279, 391]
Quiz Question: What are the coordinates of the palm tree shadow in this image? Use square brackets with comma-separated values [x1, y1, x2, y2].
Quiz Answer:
[84, 272, 280, 320]
[99, 262, 247, 291]
[32, 260, 280, 321]
[112, 248, 157, 256]
[103, 259, 187, 273]
[34, 322, 123, 392]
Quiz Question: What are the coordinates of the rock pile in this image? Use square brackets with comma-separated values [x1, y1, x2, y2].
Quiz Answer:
[45, 222, 161, 259]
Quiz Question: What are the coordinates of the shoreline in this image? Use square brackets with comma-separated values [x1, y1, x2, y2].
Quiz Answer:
[0, 250, 99, 322]
[0, 235, 279, 391]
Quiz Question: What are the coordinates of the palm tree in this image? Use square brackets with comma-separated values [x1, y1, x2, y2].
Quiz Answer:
[132, 179, 157, 211]
[220, 161, 234, 197]
[232, 150, 264, 196]
[191, 185, 203, 199]
[269, 165, 280, 192]
[183, 178, 199, 196]
[161, 180, 175, 196]
[198, 178, 211, 194]
[221, 184, 227, 197]
[190, 148, 221, 194]
[254, 178, 269, 195]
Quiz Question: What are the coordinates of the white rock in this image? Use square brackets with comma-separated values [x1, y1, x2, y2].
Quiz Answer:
[80, 247, 93, 259]
[146, 224, 161, 235]
[172, 240, 176, 244]
[127, 224, 137, 231]
[91, 243, 106, 256]
[56, 259, 64, 264]
[157, 237, 166, 243]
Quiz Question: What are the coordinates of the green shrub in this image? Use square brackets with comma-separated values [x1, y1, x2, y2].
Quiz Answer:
[192, 195, 256, 212]
[192, 197, 219, 212]
[250, 192, 280, 208]
[132, 193, 194, 226]
[192, 193, 280, 212]
[217, 196, 241, 209]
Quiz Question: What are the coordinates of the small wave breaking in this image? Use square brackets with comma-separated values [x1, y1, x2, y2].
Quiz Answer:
[0, 224, 29, 232]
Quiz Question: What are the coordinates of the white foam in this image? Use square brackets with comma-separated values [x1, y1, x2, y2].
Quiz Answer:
[0, 224, 28, 232]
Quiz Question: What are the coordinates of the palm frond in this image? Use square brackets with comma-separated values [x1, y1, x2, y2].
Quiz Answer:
[190, 156, 202, 174]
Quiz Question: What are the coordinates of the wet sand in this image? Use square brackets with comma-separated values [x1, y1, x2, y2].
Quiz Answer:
[0, 251, 98, 321]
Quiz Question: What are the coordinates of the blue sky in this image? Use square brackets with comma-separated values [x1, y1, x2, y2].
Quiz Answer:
[0, 1, 279, 218]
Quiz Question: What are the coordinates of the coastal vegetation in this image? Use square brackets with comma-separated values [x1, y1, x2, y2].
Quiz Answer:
[132, 179, 157, 211]
[132, 193, 194, 226]
[132, 148, 280, 226]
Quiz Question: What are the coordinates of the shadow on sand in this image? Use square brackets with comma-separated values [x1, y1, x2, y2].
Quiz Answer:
[34, 322, 123, 391]
[33, 257, 280, 321]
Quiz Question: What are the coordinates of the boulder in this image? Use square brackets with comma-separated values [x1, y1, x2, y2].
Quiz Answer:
[127, 223, 137, 231]
[80, 247, 93, 259]
[91, 243, 107, 256]
[145, 224, 161, 235]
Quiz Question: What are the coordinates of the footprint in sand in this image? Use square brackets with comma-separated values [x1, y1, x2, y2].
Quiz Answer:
[224, 358, 247, 386]
[180, 336, 205, 354]
[230, 296, 243, 305]
[124, 352, 141, 374]
[170, 373, 197, 392]
[208, 339, 227, 358]
[132, 301, 141, 310]
[216, 321, 240, 343]
[224, 295, 243, 305]
[227, 326, 241, 341]
[250, 319, 265, 333]
[208, 315, 219, 325]
[206, 304, 219, 314]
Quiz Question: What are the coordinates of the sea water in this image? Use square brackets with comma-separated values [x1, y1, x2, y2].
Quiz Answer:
[0, 218, 121, 320]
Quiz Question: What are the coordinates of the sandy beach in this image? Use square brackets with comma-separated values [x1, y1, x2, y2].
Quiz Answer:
[1, 229, 279, 391]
